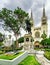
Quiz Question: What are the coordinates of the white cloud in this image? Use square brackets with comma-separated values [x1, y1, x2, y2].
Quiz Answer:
[0, 0, 9, 10]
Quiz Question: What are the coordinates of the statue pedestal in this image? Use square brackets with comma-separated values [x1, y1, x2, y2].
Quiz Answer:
[24, 34, 34, 53]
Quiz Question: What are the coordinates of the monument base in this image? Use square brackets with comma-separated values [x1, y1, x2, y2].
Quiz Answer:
[24, 34, 34, 53]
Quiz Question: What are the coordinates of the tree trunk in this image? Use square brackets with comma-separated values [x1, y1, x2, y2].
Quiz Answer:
[15, 34, 19, 49]
[16, 40, 19, 48]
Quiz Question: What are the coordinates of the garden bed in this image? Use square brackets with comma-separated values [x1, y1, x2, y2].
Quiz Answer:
[0, 51, 28, 65]
[18, 55, 41, 65]
[0, 52, 23, 60]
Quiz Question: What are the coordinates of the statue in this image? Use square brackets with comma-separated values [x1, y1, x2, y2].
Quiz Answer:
[25, 19, 31, 34]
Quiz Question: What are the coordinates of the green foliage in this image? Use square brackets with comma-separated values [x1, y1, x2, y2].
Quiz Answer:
[44, 51, 50, 60]
[18, 55, 41, 65]
[0, 51, 4, 54]
[40, 38, 50, 47]
[14, 7, 29, 31]
[0, 7, 29, 48]
[14, 7, 28, 23]
[0, 33, 4, 42]
[0, 33, 3, 37]
[31, 37, 34, 42]
[0, 7, 28, 35]
[15, 46, 23, 51]
[18, 37, 24, 43]
[0, 42, 3, 46]
[41, 31, 47, 39]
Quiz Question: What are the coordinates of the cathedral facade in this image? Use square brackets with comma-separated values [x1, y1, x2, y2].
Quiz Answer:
[30, 6, 48, 42]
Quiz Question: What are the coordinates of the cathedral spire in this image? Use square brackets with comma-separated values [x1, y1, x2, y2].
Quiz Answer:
[30, 9, 33, 19]
[43, 4, 46, 17]
[41, 4, 47, 25]
[30, 9, 34, 26]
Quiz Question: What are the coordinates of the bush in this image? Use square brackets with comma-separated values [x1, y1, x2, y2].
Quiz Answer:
[18, 37, 24, 43]
[15, 46, 23, 51]
[0, 51, 4, 54]
[44, 51, 50, 60]
[40, 38, 50, 47]
[0, 42, 3, 46]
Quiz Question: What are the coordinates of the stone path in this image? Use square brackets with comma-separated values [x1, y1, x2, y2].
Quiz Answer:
[36, 51, 50, 65]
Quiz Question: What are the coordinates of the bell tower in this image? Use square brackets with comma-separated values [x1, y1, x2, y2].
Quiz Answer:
[41, 5, 48, 35]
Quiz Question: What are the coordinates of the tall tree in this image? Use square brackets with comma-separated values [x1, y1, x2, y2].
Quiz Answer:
[14, 7, 28, 29]
[0, 7, 28, 48]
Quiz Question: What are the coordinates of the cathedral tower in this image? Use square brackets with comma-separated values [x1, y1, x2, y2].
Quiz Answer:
[41, 5, 48, 35]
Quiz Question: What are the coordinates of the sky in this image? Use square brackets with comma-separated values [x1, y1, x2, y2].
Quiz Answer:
[0, 0, 50, 36]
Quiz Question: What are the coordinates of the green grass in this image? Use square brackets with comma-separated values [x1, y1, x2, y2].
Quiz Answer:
[0, 52, 23, 60]
[44, 51, 50, 60]
[18, 55, 41, 65]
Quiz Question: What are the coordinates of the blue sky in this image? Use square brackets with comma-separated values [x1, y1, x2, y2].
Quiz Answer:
[0, 0, 50, 36]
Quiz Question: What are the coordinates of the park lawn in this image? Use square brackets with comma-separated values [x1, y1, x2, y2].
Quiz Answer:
[18, 55, 41, 65]
[44, 51, 50, 60]
[0, 52, 23, 60]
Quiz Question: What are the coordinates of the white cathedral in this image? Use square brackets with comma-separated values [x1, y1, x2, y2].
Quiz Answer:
[30, 6, 48, 42]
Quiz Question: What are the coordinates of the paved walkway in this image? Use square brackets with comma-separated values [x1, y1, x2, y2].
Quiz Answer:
[36, 51, 50, 65]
